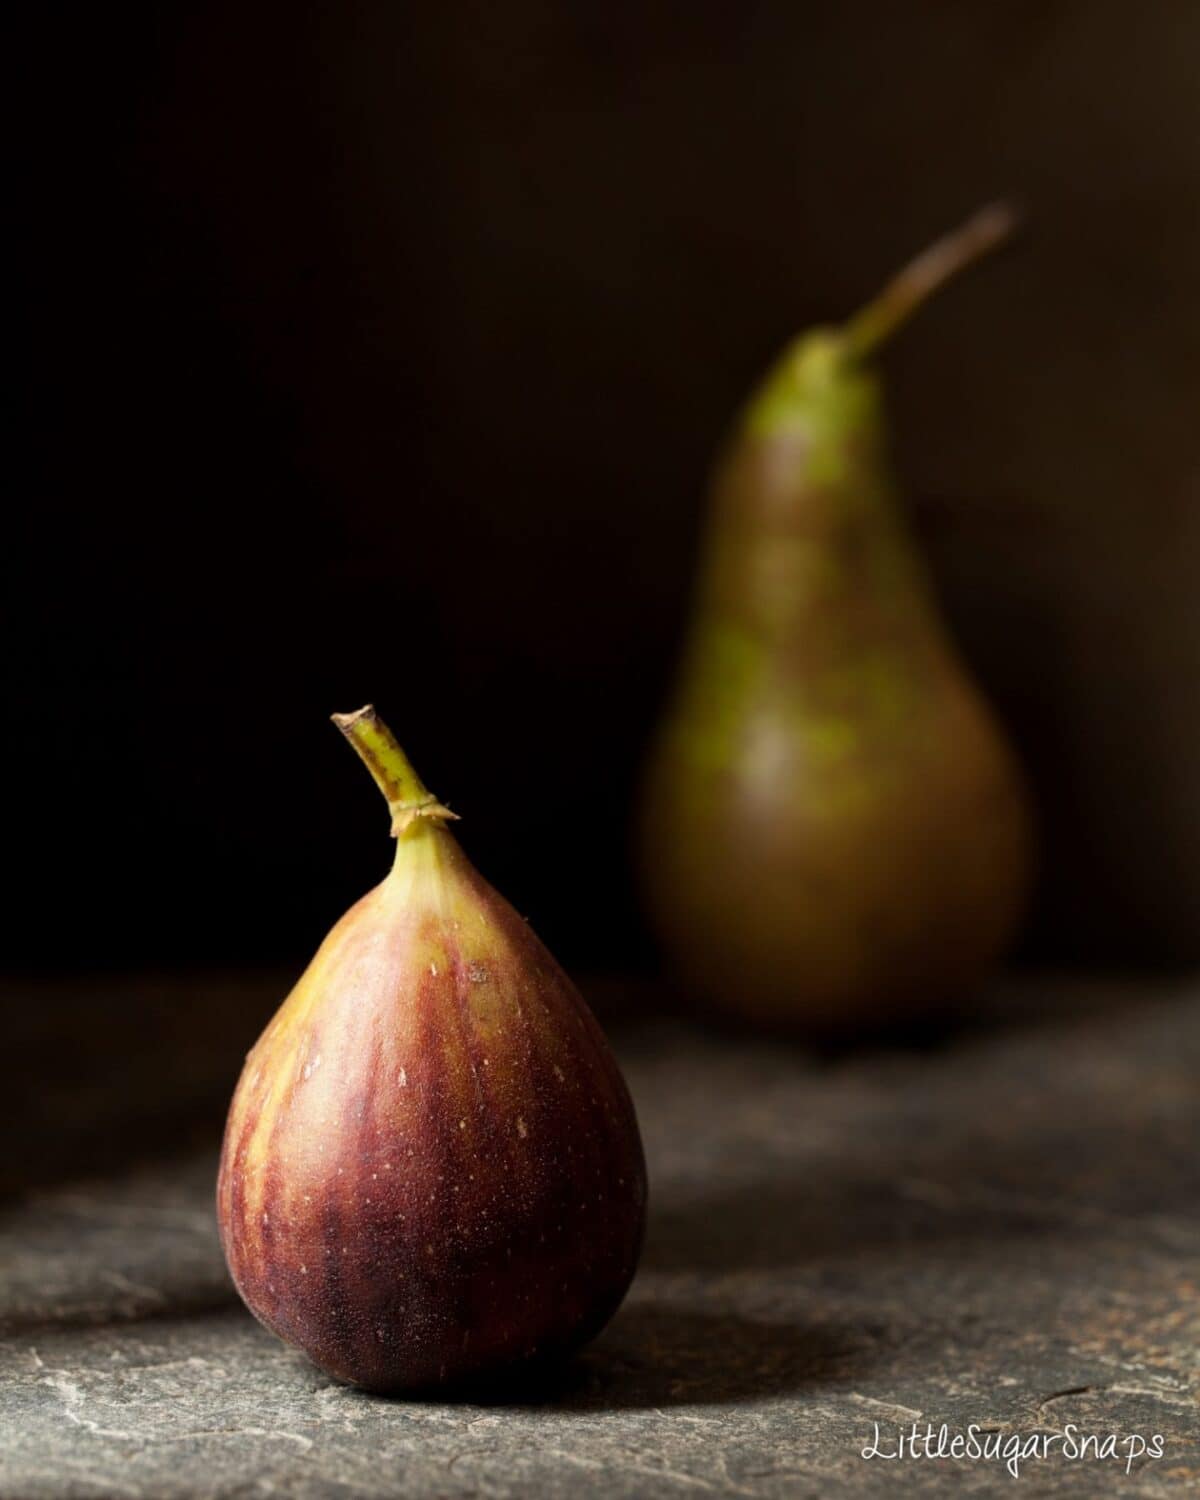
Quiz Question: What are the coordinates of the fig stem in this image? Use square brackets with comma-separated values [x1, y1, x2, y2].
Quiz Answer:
[842, 202, 1018, 362]
[332, 705, 457, 837]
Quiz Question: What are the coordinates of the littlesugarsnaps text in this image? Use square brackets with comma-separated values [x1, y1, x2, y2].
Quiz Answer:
[861, 1421, 1165, 1479]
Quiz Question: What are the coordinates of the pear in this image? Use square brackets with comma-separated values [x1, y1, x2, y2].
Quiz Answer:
[218, 708, 646, 1392]
[640, 207, 1034, 1034]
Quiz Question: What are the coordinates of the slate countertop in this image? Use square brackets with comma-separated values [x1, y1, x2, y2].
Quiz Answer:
[2, 974, 1198, 1497]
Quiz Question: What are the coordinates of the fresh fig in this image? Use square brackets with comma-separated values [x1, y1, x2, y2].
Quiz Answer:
[217, 707, 646, 1393]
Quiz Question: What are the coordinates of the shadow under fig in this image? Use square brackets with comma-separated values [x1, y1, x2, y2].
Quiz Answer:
[370, 1306, 873, 1411]
[562, 1305, 874, 1410]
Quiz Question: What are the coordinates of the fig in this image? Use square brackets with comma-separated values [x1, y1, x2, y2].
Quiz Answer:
[217, 707, 646, 1392]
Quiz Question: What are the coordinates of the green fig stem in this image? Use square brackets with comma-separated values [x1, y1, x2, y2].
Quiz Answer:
[842, 202, 1018, 362]
[332, 705, 457, 837]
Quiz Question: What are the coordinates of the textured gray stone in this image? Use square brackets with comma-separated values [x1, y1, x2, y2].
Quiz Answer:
[2, 976, 1198, 1497]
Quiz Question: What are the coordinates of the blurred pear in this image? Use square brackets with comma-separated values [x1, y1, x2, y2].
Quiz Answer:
[640, 208, 1034, 1034]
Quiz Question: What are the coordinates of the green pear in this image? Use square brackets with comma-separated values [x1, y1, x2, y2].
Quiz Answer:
[641, 207, 1034, 1034]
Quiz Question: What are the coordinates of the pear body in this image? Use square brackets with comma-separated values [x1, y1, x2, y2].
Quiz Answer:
[641, 340, 1032, 1033]
[218, 823, 646, 1392]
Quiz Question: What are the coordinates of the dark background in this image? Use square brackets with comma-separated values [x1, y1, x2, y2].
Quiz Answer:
[10, 0, 1200, 981]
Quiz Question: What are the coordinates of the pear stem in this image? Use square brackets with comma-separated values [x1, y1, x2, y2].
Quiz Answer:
[332, 705, 457, 837]
[842, 202, 1018, 361]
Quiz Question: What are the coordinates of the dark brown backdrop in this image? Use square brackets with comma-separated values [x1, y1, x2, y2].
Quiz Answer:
[10, 1, 1199, 975]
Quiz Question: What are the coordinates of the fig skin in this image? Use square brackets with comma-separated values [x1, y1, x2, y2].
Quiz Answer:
[217, 717, 646, 1393]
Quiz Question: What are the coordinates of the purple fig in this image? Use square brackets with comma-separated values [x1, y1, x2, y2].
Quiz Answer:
[217, 707, 646, 1392]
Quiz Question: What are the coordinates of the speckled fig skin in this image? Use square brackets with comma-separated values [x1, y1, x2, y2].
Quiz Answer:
[640, 208, 1033, 1035]
[217, 713, 646, 1393]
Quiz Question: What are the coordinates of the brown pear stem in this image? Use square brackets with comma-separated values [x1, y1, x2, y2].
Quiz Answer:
[332, 705, 457, 837]
[842, 202, 1018, 361]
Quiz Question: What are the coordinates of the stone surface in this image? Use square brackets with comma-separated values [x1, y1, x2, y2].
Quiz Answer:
[2, 975, 1198, 1497]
